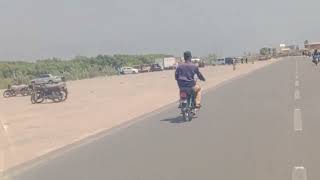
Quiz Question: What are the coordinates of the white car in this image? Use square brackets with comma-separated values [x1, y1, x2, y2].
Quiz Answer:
[120, 67, 139, 74]
[31, 74, 63, 84]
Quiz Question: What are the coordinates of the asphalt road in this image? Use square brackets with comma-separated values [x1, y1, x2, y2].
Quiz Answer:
[9, 57, 318, 180]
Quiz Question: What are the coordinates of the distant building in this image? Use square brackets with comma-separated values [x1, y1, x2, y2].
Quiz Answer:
[305, 42, 320, 50]
[280, 44, 299, 51]
[278, 44, 299, 55]
[286, 45, 299, 50]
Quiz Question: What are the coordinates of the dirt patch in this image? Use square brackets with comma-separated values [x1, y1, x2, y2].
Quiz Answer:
[0, 59, 278, 171]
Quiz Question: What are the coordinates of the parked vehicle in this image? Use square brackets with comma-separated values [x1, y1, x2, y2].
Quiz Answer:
[179, 87, 197, 122]
[133, 64, 151, 73]
[31, 74, 63, 85]
[141, 65, 151, 72]
[3, 84, 32, 98]
[215, 58, 226, 65]
[120, 67, 139, 74]
[31, 82, 68, 104]
[225, 57, 234, 64]
[192, 58, 205, 68]
[150, 63, 163, 72]
[155, 57, 177, 70]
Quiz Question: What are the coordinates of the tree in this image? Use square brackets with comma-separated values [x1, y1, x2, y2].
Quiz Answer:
[260, 47, 272, 56]
[205, 53, 217, 65]
[0, 54, 171, 88]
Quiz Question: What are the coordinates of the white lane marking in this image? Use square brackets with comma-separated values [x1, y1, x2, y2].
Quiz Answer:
[294, 109, 302, 131]
[295, 89, 301, 100]
[292, 166, 307, 180]
[295, 80, 300, 87]
[296, 75, 299, 79]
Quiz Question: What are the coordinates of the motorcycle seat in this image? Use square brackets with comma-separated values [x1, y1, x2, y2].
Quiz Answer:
[38, 82, 66, 91]
[11, 85, 28, 90]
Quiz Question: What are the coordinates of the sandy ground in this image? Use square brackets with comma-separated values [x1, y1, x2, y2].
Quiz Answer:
[0, 59, 278, 171]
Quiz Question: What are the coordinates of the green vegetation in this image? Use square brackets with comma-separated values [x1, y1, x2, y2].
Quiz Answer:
[259, 47, 272, 56]
[203, 54, 218, 65]
[0, 54, 169, 89]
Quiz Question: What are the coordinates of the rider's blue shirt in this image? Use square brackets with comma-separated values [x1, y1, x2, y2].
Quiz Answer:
[175, 62, 205, 88]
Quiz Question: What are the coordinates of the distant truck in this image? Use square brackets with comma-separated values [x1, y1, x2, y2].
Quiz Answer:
[31, 74, 63, 85]
[155, 57, 177, 70]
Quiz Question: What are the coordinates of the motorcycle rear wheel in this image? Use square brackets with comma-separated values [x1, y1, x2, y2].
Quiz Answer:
[182, 109, 192, 122]
[3, 90, 12, 98]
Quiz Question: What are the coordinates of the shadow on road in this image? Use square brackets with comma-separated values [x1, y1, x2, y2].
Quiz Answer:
[161, 116, 186, 123]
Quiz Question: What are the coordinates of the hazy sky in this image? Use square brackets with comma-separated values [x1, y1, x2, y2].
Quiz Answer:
[0, 0, 319, 61]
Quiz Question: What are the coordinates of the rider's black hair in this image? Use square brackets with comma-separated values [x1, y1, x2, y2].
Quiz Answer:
[184, 51, 192, 61]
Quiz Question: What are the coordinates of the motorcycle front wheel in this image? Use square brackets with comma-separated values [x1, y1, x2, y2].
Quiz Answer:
[21, 90, 29, 96]
[31, 92, 44, 104]
[52, 89, 68, 102]
[31, 94, 36, 104]
[60, 89, 68, 101]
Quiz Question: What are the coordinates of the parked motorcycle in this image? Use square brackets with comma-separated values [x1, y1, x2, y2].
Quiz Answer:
[3, 85, 32, 98]
[31, 83, 68, 104]
[179, 87, 197, 121]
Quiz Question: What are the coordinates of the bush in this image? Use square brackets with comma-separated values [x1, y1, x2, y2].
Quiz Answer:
[0, 54, 169, 88]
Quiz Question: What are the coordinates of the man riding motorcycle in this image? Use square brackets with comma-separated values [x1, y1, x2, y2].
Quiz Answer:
[175, 51, 206, 108]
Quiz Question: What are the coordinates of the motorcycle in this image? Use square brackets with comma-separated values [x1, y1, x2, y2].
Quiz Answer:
[31, 83, 68, 104]
[3, 85, 32, 98]
[179, 87, 197, 121]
